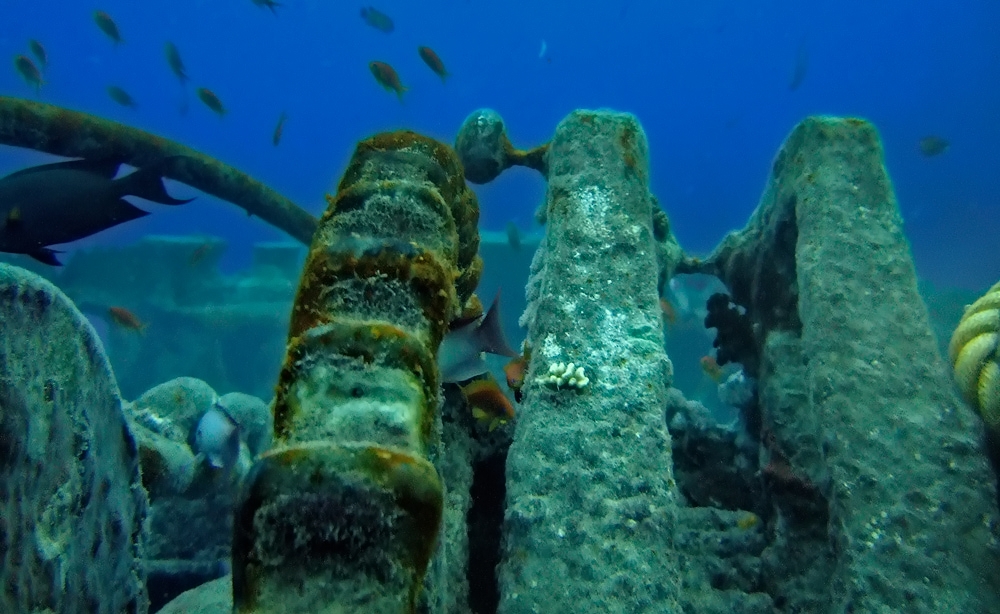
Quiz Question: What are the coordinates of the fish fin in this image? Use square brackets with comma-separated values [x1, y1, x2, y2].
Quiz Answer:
[108, 199, 153, 224]
[116, 161, 193, 205]
[476, 291, 519, 358]
[4, 157, 122, 181]
[28, 247, 63, 266]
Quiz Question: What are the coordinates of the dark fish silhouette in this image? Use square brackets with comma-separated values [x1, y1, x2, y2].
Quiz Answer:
[107, 85, 138, 108]
[251, 0, 281, 14]
[28, 40, 47, 69]
[0, 157, 193, 265]
[272, 111, 287, 146]
[361, 6, 394, 33]
[94, 11, 123, 45]
[788, 38, 808, 91]
[919, 136, 949, 157]
[164, 42, 188, 84]
[506, 221, 521, 250]
[13, 54, 43, 93]
[418, 46, 449, 82]
[369, 61, 406, 101]
[197, 87, 227, 116]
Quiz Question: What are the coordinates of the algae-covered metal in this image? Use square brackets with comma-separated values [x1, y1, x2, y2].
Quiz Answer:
[233, 131, 481, 613]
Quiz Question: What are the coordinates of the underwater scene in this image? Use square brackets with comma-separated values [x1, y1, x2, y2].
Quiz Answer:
[1, 0, 999, 612]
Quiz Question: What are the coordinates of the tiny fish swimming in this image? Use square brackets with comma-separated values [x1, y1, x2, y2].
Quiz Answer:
[13, 55, 43, 93]
[369, 61, 407, 101]
[93, 11, 123, 45]
[164, 42, 188, 84]
[361, 6, 394, 33]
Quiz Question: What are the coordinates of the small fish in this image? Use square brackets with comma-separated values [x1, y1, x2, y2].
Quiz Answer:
[194, 407, 241, 472]
[506, 221, 521, 250]
[462, 376, 515, 432]
[197, 87, 227, 117]
[788, 38, 808, 91]
[418, 46, 449, 82]
[107, 85, 137, 109]
[438, 291, 519, 383]
[94, 11, 123, 45]
[28, 40, 47, 69]
[251, 0, 281, 14]
[503, 347, 530, 403]
[919, 136, 949, 157]
[272, 111, 287, 146]
[13, 55, 43, 93]
[700, 355, 724, 383]
[108, 306, 146, 333]
[360, 6, 394, 33]
[538, 40, 548, 60]
[164, 42, 188, 84]
[0, 157, 194, 265]
[189, 241, 220, 265]
[369, 61, 407, 101]
[660, 297, 677, 326]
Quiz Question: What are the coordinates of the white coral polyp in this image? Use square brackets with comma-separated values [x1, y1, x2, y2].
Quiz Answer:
[538, 361, 589, 389]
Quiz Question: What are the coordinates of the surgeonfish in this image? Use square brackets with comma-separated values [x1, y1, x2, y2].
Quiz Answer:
[194, 407, 241, 471]
[438, 291, 519, 383]
[0, 157, 194, 265]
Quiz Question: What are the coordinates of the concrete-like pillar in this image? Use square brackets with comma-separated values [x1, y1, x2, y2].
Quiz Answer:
[499, 110, 682, 613]
[707, 116, 1000, 612]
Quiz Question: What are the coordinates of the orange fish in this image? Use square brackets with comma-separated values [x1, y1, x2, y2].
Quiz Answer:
[418, 46, 449, 82]
[462, 376, 515, 432]
[700, 355, 723, 383]
[189, 242, 213, 265]
[369, 61, 406, 101]
[93, 11, 123, 45]
[272, 111, 287, 146]
[659, 297, 676, 326]
[197, 88, 226, 117]
[13, 55, 43, 93]
[108, 306, 146, 333]
[503, 345, 531, 403]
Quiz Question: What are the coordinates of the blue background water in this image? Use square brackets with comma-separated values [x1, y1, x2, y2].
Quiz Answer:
[2, 0, 998, 289]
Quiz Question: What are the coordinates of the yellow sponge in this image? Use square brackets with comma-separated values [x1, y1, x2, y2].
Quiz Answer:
[949, 281, 1000, 430]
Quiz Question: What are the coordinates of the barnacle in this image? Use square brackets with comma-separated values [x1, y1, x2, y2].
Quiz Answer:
[949, 281, 1000, 430]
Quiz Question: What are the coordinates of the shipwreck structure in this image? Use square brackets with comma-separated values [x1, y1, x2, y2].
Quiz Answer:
[1, 99, 998, 613]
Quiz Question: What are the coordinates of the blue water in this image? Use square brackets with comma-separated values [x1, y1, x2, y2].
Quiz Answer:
[2, 0, 998, 289]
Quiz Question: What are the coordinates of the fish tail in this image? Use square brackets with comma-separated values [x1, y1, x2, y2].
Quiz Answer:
[116, 158, 194, 205]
